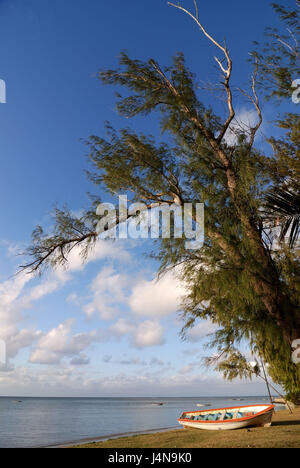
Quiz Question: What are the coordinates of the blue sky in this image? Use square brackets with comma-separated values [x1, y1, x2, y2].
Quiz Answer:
[0, 0, 292, 397]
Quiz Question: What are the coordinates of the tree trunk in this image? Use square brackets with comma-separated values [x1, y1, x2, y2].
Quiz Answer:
[243, 222, 300, 348]
[251, 269, 300, 347]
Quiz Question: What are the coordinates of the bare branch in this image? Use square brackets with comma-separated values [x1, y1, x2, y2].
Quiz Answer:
[275, 30, 299, 57]
[20, 232, 98, 274]
[287, 28, 299, 52]
[149, 59, 181, 98]
[20, 192, 186, 275]
[168, 2, 229, 56]
[236, 60, 263, 148]
[249, 63, 263, 146]
[193, 0, 199, 20]
[168, 1, 235, 145]
[150, 58, 238, 192]
[214, 56, 227, 75]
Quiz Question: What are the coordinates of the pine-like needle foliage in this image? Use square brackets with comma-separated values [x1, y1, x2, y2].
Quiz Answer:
[258, 3, 300, 250]
[252, 1, 300, 101]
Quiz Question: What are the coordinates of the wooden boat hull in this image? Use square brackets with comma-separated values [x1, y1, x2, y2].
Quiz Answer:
[178, 404, 274, 431]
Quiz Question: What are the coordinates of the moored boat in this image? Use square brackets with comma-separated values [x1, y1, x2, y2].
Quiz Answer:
[178, 404, 275, 431]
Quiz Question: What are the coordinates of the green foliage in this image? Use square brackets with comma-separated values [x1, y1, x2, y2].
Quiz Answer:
[21, 207, 98, 274]
[251, 1, 300, 101]
[205, 349, 260, 381]
[286, 391, 300, 405]
[265, 185, 300, 248]
[264, 113, 300, 249]
[256, 3, 300, 251]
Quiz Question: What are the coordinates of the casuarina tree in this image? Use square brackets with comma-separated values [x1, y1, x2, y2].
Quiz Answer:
[21, 2, 300, 402]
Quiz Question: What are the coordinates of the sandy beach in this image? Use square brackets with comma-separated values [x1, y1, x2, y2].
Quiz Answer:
[70, 408, 300, 448]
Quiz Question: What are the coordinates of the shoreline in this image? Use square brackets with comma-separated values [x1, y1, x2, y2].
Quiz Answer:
[45, 426, 181, 449]
[67, 408, 300, 449]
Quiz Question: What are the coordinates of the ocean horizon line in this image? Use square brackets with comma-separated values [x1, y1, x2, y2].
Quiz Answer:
[0, 394, 271, 399]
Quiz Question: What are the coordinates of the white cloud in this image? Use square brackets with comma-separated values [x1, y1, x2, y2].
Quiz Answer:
[0, 239, 130, 362]
[81, 265, 186, 323]
[110, 318, 135, 336]
[83, 266, 129, 320]
[129, 271, 186, 318]
[0, 364, 269, 397]
[18, 239, 130, 308]
[185, 320, 218, 343]
[29, 320, 104, 365]
[109, 318, 165, 349]
[0, 272, 36, 358]
[179, 364, 197, 375]
[224, 108, 263, 146]
[101, 355, 166, 367]
[66, 292, 80, 306]
[0, 272, 31, 311]
[133, 320, 165, 348]
[58, 239, 130, 275]
[26, 279, 61, 302]
[7, 329, 43, 359]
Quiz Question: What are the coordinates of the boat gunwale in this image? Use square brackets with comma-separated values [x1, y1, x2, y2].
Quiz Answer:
[178, 404, 275, 425]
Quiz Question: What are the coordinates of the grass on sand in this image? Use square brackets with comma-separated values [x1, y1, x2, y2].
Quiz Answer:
[72, 408, 300, 448]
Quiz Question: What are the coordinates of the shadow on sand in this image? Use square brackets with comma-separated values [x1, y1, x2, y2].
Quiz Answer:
[272, 419, 300, 427]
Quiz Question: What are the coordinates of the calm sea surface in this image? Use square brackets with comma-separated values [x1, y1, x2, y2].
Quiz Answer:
[0, 396, 275, 448]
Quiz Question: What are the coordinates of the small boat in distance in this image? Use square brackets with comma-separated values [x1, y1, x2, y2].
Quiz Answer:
[152, 402, 164, 406]
[178, 404, 275, 431]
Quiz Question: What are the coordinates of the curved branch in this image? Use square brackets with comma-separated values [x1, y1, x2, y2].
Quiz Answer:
[168, 1, 235, 146]
[237, 60, 263, 148]
[20, 232, 98, 274]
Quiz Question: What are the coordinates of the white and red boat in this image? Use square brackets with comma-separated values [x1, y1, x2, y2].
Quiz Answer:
[178, 404, 275, 431]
